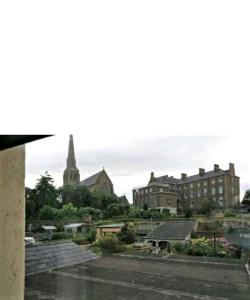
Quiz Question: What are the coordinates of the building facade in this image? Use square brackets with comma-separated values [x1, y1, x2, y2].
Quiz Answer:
[133, 163, 240, 213]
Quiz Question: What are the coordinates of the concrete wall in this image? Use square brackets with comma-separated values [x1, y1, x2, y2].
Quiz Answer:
[0, 146, 25, 300]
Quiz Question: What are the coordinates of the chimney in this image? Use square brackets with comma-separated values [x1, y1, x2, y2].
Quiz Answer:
[214, 164, 219, 172]
[199, 168, 205, 176]
[150, 172, 154, 182]
[229, 163, 235, 176]
[181, 173, 187, 180]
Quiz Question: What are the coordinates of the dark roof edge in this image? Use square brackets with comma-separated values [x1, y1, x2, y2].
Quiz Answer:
[0, 135, 53, 151]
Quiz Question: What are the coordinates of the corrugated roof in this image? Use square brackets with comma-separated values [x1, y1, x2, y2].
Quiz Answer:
[145, 221, 197, 240]
[80, 170, 103, 187]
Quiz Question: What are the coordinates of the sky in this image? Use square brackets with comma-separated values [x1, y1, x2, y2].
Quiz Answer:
[1, 1, 250, 202]
[25, 135, 250, 202]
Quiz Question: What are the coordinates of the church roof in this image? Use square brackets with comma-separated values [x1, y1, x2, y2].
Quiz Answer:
[80, 170, 103, 187]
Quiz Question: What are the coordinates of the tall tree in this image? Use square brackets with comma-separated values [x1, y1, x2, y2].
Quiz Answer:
[25, 172, 58, 220]
[242, 189, 250, 205]
[58, 184, 92, 208]
[34, 171, 58, 208]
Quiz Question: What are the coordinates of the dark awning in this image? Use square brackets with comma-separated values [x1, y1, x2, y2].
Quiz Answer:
[0, 135, 53, 151]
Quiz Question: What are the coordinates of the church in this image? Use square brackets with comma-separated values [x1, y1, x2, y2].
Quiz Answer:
[63, 135, 114, 198]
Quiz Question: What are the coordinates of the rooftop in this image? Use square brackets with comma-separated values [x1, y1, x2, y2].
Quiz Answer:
[145, 221, 197, 240]
[97, 223, 124, 228]
[25, 253, 250, 300]
[80, 170, 103, 187]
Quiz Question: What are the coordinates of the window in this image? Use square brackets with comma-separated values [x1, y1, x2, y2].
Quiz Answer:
[212, 187, 216, 195]
[197, 182, 200, 188]
[160, 188, 163, 192]
[219, 197, 224, 206]
[190, 183, 193, 188]
[149, 188, 152, 193]
[203, 182, 207, 186]
[219, 186, 223, 194]
[219, 177, 223, 183]
[211, 179, 215, 185]
[204, 188, 207, 195]
[197, 192, 201, 197]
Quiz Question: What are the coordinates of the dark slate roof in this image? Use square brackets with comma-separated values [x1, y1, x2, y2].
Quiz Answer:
[155, 169, 232, 185]
[80, 170, 103, 187]
[145, 221, 197, 240]
[25, 240, 97, 276]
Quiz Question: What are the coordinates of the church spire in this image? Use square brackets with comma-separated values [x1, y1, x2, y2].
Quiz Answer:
[67, 135, 76, 168]
[63, 135, 80, 186]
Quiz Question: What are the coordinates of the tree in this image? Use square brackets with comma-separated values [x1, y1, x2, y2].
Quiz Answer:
[56, 203, 78, 220]
[78, 207, 102, 220]
[199, 200, 215, 216]
[25, 187, 37, 220]
[104, 203, 124, 218]
[242, 189, 250, 206]
[118, 222, 136, 244]
[143, 203, 148, 211]
[25, 172, 58, 220]
[58, 185, 92, 208]
[184, 208, 193, 218]
[128, 207, 142, 219]
[38, 205, 58, 220]
[34, 172, 58, 208]
[92, 191, 117, 210]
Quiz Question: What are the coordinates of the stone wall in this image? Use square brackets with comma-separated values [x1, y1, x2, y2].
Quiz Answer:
[0, 146, 25, 300]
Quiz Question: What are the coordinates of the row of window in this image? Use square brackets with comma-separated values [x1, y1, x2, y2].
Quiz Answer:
[182, 186, 224, 198]
[180, 178, 224, 190]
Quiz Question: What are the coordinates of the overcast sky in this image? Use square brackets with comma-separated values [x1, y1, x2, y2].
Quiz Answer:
[1, 1, 250, 202]
[25, 135, 250, 202]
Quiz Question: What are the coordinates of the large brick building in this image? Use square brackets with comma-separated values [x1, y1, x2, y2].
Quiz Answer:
[133, 163, 240, 213]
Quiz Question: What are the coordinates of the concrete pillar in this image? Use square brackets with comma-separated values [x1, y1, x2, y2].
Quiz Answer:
[0, 146, 25, 300]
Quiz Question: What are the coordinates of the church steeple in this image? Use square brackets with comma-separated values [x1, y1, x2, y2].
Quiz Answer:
[67, 135, 77, 168]
[63, 135, 80, 186]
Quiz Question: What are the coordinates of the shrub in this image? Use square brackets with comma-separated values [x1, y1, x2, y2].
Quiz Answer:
[224, 210, 236, 218]
[84, 226, 97, 243]
[118, 222, 136, 244]
[95, 235, 126, 253]
[184, 208, 192, 218]
[38, 205, 58, 220]
[52, 232, 73, 240]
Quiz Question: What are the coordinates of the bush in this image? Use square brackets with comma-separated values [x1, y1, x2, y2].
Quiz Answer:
[224, 210, 236, 218]
[52, 232, 73, 240]
[95, 235, 126, 253]
[38, 205, 58, 220]
[84, 226, 97, 243]
[184, 208, 192, 218]
[169, 237, 238, 258]
[118, 222, 136, 244]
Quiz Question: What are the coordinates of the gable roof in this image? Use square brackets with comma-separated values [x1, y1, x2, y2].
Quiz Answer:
[145, 221, 197, 240]
[80, 170, 103, 187]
